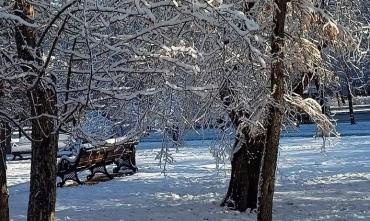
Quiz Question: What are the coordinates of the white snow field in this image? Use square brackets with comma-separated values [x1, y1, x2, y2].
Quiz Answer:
[7, 132, 370, 220]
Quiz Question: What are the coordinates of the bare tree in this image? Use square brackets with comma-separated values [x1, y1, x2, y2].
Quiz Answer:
[2, 0, 263, 219]
[324, 0, 369, 124]
[257, 0, 288, 220]
[0, 0, 365, 220]
[12, 0, 58, 220]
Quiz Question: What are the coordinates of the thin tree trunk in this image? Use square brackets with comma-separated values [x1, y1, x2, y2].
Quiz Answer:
[219, 80, 263, 211]
[347, 78, 355, 124]
[257, 0, 287, 220]
[341, 93, 345, 105]
[14, 1, 58, 220]
[336, 92, 341, 107]
[0, 122, 10, 221]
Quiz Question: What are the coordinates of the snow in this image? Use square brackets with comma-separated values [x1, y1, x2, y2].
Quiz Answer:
[7, 124, 370, 221]
[0, 12, 39, 28]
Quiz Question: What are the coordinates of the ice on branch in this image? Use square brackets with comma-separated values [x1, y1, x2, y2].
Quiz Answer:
[285, 94, 338, 137]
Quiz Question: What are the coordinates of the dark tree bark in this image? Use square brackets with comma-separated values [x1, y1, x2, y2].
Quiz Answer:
[5, 123, 11, 154]
[0, 65, 10, 221]
[0, 122, 10, 221]
[27, 88, 58, 221]
[257, 0, 287, 220]
[221, 130, 264, 211]
[220, 6, 264, 210]
[336, 92, 341, 106]
[219, 80, 264, 211]
[347, 77, 355, 124]
[14, 1, 58, 221]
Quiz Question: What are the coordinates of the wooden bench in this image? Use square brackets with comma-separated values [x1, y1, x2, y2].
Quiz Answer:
[11, 143, 32, 160]
[11, 150, 32, 160]
[56, 140, 138, 187]
[9, 128, 32, 160]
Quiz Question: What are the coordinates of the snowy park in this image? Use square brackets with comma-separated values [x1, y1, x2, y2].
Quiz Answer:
[6, 123, 370, 221]
[1, 0, 370, 221]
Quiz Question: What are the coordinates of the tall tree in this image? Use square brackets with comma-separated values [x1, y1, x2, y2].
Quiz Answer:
[0, 7, 12, 221]
[257, 0, 287, 220]
[324, 0, 368, 124]
[217, 1, 266, 211]
[14, 0, 58, 220]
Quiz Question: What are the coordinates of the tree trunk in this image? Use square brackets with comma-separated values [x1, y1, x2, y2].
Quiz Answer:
[219, 80, 263, 211]
[14, 1, 58, 220]
[5, 123, 11, 154]
[0, 69, 10, 221]
[336, 92, 341, 107]
[347, 78, 355, 124]
[0, 122, 10, 221]
[27, 88, 58, 221]
[257, 0, 287, 220]
[221, 131, 264, 211]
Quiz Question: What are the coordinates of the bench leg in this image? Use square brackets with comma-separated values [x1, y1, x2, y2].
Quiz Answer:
[57, 175, 65, 187]
[58, 171, 83, 186]
[74, 171, 84, 185]
[87, 166, 113, 180]
[87, 168, 95, 180]
[129, 158, 138, 173]
[114, 158, 137, 175]
[104, 165, 113, 179]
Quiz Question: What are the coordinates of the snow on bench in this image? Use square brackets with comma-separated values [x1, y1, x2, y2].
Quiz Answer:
[56, 140, 138, 187]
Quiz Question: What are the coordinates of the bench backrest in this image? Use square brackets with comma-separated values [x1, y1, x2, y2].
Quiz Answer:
[77, 148, 107, 169]
[74, 140, 137, 169]
[105, 145, 126, 163]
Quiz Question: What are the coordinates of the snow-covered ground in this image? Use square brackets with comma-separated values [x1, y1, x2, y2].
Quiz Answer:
[7, 134, 370, 220]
